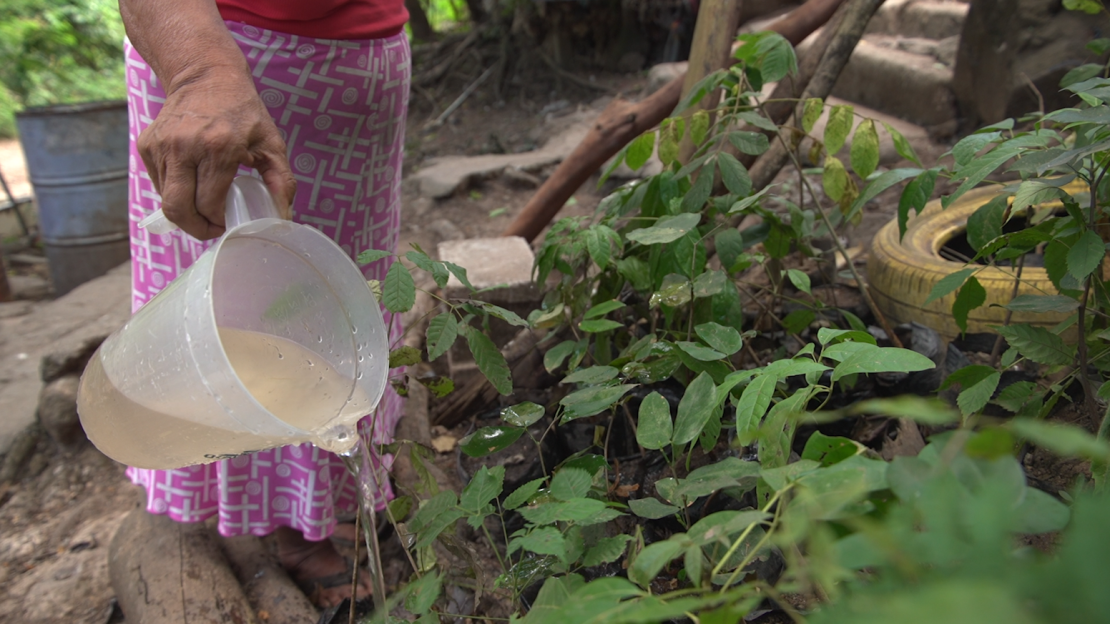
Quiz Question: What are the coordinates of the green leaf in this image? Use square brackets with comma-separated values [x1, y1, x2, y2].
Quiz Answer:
[504, 477, 545, 510]
[882, 122, 923, 166]
[898, 169, 938, 238]
[389, 345, 422, 368]
[849, 119, 880, 179]
[965, 195, 1007, 252]
[822, 156, 849, 202]
[579, 319, 624, 333]
[627, 132, 656, 171]
[628, 497, 681, 519]
[544, 339, 576, 373]
[627, 213, 701, 245]
[672, 372, 719, 445]
[817, 328, 876, 346]
[734, 374, 776, 435]
[410, 491, 464, 549]
[1009, 418, 1110, 461]
[849, 168, 922, 218]
[995, 381, 1042, 413]
[637, 391, 673, 450]
[585, 227, 611, 271]
[715, 229, 745, 272]
[510, 526, 566, 558]
[681, 168, 715, 213]
[944, 365, 1001, 416]
[459, 425, 524, 457]
[824, 104, 854, 155]
[847, 396, 958, 424]
[692, 270, 727, 298]
[728, 186, 772, 214]
[465, 327, 512, 395]
[694, 322, 743, 356]
[953, 276, 987, 335]
[925, 267, 975, 305]
[357, 248, 391, 264]
[461, 465, 505, 514]
[994, 324, 1074, 366]
[443, 261, 475, 292]
[658, 119, 682, 166]
[1068, 229, 1105, 281]
[1002, 294, 1079, 314]
[502, 401, 546, 427]
[802, 97, 824, 133]
[550, 467, 592, 501]
[584, 300, 625, 319]
[562, 366, 619, 385]
[560, 384, 637, 421]
[801, 432, 862, 466]
[728, 131, 769, 156]
[628, 540, 684, 588]
[582, 535, 633, 567]
[831, 346, 935, 381]
[404, 571, 442, 616]
[651, 273, 693, 308]
[786, 268, 811, 294]
[382, 261, 416, 313]
[1012, 179, 1068, 212]
[717, 152, 752, 196]
[690, 110, 710, 145]
[472, 301, 530, 328]
[782, 309, 815, 334]
[1064, 0, 1102, 13]
[405, 250, 450, 288]
[677, 341, 726, 361]
[421, 376, 454, 398]
[425, 313, 458, 361]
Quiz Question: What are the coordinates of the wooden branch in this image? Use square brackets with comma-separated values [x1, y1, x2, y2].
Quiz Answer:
[677, 0, 746, 164]
[502, 0, 845, 242]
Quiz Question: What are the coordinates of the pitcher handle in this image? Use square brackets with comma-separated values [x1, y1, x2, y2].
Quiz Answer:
[138, 175, 282, 234]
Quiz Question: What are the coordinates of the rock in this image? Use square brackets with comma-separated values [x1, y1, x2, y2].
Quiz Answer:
[934, 35, 959, 67]
[217, 534, 319, 624]
[0, 300, 31, 319]
[501, 167, 542, 189]
[954, 0, 1110, 127]
[8, 274, 50, 300]
[867, 0, 968, 40]
[37, 374, 83, 448]
[832, 39, 956, 127]
[0, 423, 41, 484]
[646, 62, 686, 96]
[437, 237, 540, 305]
[408, 196, 435, 220]
[109, 509, 259, 624]
[40, 333, 108, 383]
[427, 218, 465, 243]
[895, 36, 938, 58]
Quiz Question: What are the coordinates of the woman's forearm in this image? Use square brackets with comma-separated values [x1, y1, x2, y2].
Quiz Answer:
[118, 0, 248, 95]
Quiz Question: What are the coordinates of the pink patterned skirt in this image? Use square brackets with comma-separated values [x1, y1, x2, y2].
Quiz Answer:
[124, 23, 410, 540]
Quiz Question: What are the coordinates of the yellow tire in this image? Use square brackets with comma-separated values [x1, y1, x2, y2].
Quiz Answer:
[867, 182, 1085, 341]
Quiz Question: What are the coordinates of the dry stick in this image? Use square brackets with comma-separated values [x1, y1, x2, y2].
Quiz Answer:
[501, 0, 845, 242]
[426, 64, 497, 130]
[676, 0, 747, 164]
[413, 29, 481, 87]
[348, 511, 361, 624]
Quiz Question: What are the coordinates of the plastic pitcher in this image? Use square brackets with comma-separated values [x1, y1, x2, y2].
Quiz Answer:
[77, 177, 389, 469]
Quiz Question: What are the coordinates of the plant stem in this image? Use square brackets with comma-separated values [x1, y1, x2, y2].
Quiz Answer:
[989, 254, 1025, 367]
[784, 149, 904, 347]
[711, 485, 788, 580]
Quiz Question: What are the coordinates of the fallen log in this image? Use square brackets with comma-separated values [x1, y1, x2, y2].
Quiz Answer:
[501, 0, 845, 242]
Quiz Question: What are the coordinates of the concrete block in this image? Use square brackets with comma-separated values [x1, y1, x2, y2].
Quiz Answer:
[868, 0, 968, 40]
[437, 237, 540, 305]
[832, 40, 956, 127]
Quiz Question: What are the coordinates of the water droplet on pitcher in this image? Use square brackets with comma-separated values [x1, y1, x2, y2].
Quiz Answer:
[277, 352, 284, 360]
[358, 355, 364, 362]
[352, 327, 358, 334]
[306, 359, 314, 367]
[356, 372, 364, 380]
[317, 336, 323, 343]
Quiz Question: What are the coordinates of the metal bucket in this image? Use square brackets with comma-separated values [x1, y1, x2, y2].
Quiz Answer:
[16, 101, 129, 296]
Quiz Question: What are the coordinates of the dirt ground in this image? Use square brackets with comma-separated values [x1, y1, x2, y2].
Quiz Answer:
[0, 58, 978, 623]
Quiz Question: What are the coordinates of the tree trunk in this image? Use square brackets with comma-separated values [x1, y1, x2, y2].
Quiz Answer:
[406, 0, 436, 41]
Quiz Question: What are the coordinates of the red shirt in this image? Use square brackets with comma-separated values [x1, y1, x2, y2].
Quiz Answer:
[216, 0, 408, 40]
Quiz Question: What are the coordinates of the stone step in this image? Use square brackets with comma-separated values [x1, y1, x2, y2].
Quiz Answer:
[867, 0, 968, 40]
[830, 39, 956, 129]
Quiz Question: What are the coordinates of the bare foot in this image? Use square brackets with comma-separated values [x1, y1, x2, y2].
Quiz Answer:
[276, 526, 372, 608]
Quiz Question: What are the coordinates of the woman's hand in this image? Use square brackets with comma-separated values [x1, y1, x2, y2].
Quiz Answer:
[137, 67, 297, 240]
[119, 0, 297, 240]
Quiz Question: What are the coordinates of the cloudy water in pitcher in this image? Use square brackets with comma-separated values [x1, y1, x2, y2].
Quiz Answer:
[80, 328, 368, 468]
